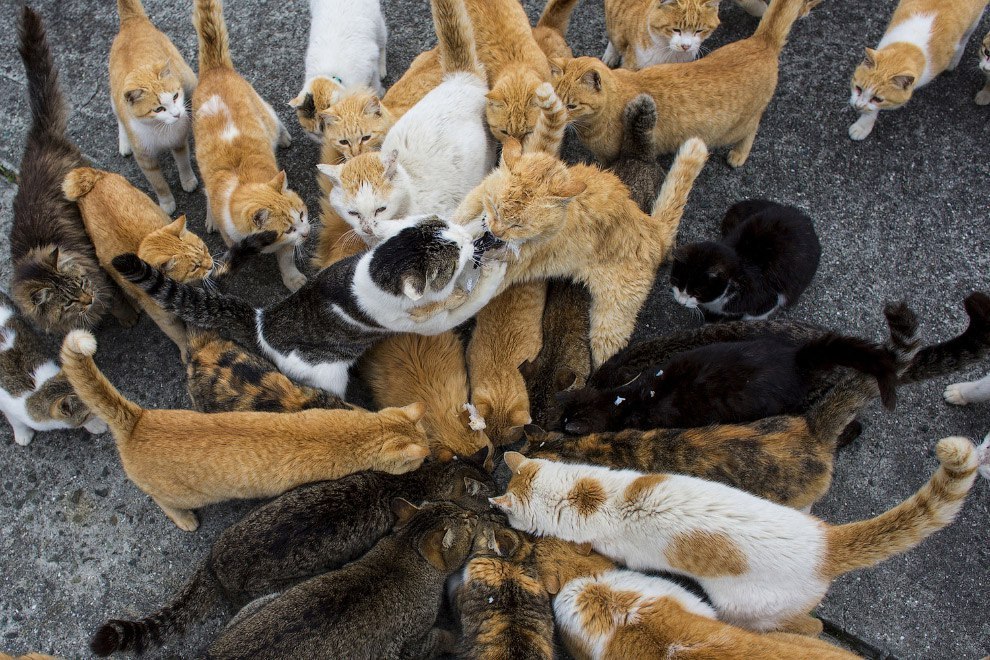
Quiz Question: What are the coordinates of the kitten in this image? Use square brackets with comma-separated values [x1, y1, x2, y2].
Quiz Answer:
[551, 0, 818, 165]
[60, 330, 431, 532]
[533, 0, 581, 59]
[208, 500, 477, 659]
[113, 215, 506, 396]
[461, 137, 708, 366]
[90, 458, 495, 655]
[11, 7, 130, 335]
[670, 199, 821, 320]
[520, 279, 592, 430]
[289, 0, 387, 141]
[607, 94, 664, 214]
[603, 0, 723, 69]
[945, 371, 990, 406]
[0, 291, 106, 446]
[975, 30, 990, 104]
[192, 0, 311, 292]
[848, 0, 987, 139]
[110, 0, 198, 213]
[493, 436, 979, 633]
[468, 282, 547, 444]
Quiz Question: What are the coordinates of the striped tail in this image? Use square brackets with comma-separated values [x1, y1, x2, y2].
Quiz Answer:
[60, 331, 142, 439]
[430, 0, 482, 77]
[620, 94, 658, 160]
[751, 0, 808, 53]
[649, 138, 708, 253]
[116, 0, 148, 22]
[537, 0, 581, 35]
[18, 6, 67, 138]
[523, 83, 567, 155]
[193, 0, 233, 71]
[903, 291, 990, 384]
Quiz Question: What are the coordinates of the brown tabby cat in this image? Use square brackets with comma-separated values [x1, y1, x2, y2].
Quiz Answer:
[60, 330, 431, 531]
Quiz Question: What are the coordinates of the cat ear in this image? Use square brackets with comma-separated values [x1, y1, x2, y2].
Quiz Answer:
[363, 96, 383, 117]
[252, 209, 270, 229]
[574, 541, 593, 556]
[501, 138, 523, 169]
[162, 257, 178, 273]
[542, 569, 562, 595]
[703, 0, 720, 6]
[554, 368, 577, 392]
[124, 88, 143, 105]
[485, 91, 505, 107]
[518, 359, 537, 380]
[466, 444, 492, 470]
[55, 249, 73, 271]
[382, 149, 399, 180]
[318, 111, 340, 127]
[548, 58, 564, 77]
[462, 476, 487, 498]
[31, 288, 51, 306]
[390, 497, 421, 528]
[489, 493, 515, 510]
[269, 170, 289, 194]
[164, 215, 187, 236]
[580, 70, 602, 92]
[402, 276, 425, 301]
[400, 401, 427, 423]
[503, 451, 528, 472]
[891, 74, 915, 90]
[508, 409, 532, 428]
[862, 47, 877, 68]
[158, 59, 172, 80]
[492, 528, 521, 557]
[550, 178, 587, 201]
[420, 526, 454, 571]
[316, 163, 343, 188]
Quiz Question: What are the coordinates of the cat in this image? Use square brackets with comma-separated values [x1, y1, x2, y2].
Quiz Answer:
[520, 280, 592, 430]
[62, 167, 214, 360]
[289, 0, 387, 141]
[0, 291, 106, 446]
[607, 94, 664, 214]
[533, 0, 582, 59]
[461, 137, 708, 367]
[976, 29, 990, 104]
[192, 0, 311, 292]
[848, 0, 987, 140]
[59, 330, 431, 532]
[110, 0, 198, 214]
[670, 199, 821, 320]
[551, 0, 818, 165]
[493, 434, 979, 634]
[207, 500, 477, 659]
[603, 0, 723, 69]
[11, 7, 132, 335]
[468, 282, 547, 444]
[113, 215, 506, 396]
[90, 457, 494, 655]
[318, 89, 394, 164]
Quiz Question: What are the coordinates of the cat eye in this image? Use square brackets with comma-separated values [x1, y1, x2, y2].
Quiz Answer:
[375, 207, 387, 215]
[361, 135, 371, 142]
[339, 139, 350, 146]
[154, 106, 165, 113]
[348, 211, 360, 217]
[673, 29, 681, 34]
[871, 96, 883, 103]
[854, 86, 862, 95]
[984, 48, 990, 56]
[566, 103, 577, 110]
[173, 93, 179, 101]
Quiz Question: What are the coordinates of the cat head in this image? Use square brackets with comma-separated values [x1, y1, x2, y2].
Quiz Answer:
[520, 359, 582, 431]
[555, 383, 633, 435]
[317, 149, 411, 246]
[850, 47, 917, 112]
[372, 402, 433, 474]
[420, 450, 499, 512]
[320, 89, 393, 159]
[980, 32, 990, 72]
[550, 57, 613, 123]
[25, 371, 106, 433]
[121, 60, 187, 127]
[486, 69, 545, 142]
[472, 374, 534, 445]
[669, 241, 738, 309]
[391, 499, 480, 572]
[289, 75, 344, 142]
[135, 216, 213, 283]
[229, 171, 310, 248]
[13, 247, 108, 332]
[650, 0, 720, 58]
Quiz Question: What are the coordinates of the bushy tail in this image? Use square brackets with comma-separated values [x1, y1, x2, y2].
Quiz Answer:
[537, 0, 581, 35]
[91, 563, 223, 656]
[796, 334, 897, 410]
[193, 0, 233, 71]
[62, 167, 107, 201]
[523, 83, 567, 155]
[116, 0, 148, 22]
[752, 0, 808, 52]
[823, 436, 978, 578]
[903, 291, 990, 384]
[430, 0, 482, 77]
[19, 6, 67, 138]
[60, 331, 142, 439]
[650, 138, 708, 252]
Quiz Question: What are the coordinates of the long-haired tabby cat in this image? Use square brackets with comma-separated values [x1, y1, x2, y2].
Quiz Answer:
[462, 137, 707, 366]
[60, 330, 431, 531]
[12, 7, 130, 335]
[192, 0, 311, 292]
[494, 435, 979, 634]
[208, 500, 477, 659]
[110, 0, 198, 214]
[975, 29, 990, 104]
[848, 0, 987, 140]
[552, 0, 818, 165]
[90, 458, 494, 655]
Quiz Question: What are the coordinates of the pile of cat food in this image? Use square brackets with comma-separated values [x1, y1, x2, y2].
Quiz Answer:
[5, 0, 990, 656]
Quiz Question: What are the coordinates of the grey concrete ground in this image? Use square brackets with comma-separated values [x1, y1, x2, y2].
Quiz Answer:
[0, 0, 988, 657]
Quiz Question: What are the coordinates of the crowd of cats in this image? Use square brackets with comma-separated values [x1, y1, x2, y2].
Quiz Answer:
[4, 0, 990, 655]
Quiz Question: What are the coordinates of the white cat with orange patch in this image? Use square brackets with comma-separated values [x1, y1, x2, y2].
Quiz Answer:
[492, 441, 978, 634]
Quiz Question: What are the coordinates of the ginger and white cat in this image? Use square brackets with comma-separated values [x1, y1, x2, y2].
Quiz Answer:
[976, 29, 990, 104]
[192, 0, 311, 292]
[110, 0, 198, 214]
[60, 330, 431, 532]
[493, 441, 978, 634]
[604, 0, 723, 68]
[848, 0, 987, 140]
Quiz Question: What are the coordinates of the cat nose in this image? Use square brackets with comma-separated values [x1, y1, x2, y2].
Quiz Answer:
[78, 292, 93, 306]
[680, 44, 691, 51]
[300, 225, 311, 238]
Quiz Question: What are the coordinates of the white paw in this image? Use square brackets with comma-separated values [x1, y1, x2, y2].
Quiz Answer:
[159, 196, 177, 215]
[278, 130, 292, 148]
[13, 429, 35, 446]
[283, 271, 307, 292]
[976, 89, 990, 106]
[943, 383, 971, 406]
[848, 120, 874, 141]
[534, 82, 555, 108]
[84, 417, 108, 435]
[180, 174, 199, 193]
[119, 143, 132, 157]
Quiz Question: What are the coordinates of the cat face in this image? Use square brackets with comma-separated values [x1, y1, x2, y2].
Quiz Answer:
[136, 216, 214, 283]
[669, 242, 735, 308]
[850, 48, 916, 112]
[485, 70, 544, 142]
[13, 247, 107, 332]
[230, 172, 310, 248]
[393, 499, 480, 572]
[289, 75, 344, 142]
[320, 91, 392, 159]
[555, 385, 630, 435]
[123, 62, 187, 127]
[650, 0, 720, 58]
[318, 150, 410, 245]
[980, 32, 990, 72]
[472, 381, 533, 445]
[550, 58, 610, 123]
[26, 372, 104, 431]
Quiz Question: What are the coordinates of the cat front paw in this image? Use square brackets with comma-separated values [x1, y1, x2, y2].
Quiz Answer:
[180, 173, 199, 193]
[943, 383, 971, 406]
[158, 195, 177, 215]
[976, 88, 990, 105]
[848, 118, 875, 141]
[534, 82, 556, 109]
[282, 271, 307, 292]
[13, 427, 35, 446]
[726, 148, 749, 168]
[119, 142, 132, 157]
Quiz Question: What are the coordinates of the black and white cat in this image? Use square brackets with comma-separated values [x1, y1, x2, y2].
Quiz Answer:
[670, 200, 821, 321]
[113, 215, 505, 396]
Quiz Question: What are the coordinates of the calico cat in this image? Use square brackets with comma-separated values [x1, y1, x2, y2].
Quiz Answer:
[976, 29, 990, 104]
[0, 291, 106, 446]
[607, 94, 664, 214]
[110, 0, 198, 213]
[551, 0, 818, 165]
[493, 436, 979, 634]
[289, 0, 387, 141]
[60, 330, 431, 532]
[461, 138, 707, 366]
[112, 215, 507, 396]
[207, 500, 477, 659]
[670, 199, 821, 320]
[533, 0, 582, 59]
[848, 0, 987, 139]
[192, 0, 311, 292]
[90, 458, 494, 655]
[11, 7, 130, 335]
[604, 0, 725, 69]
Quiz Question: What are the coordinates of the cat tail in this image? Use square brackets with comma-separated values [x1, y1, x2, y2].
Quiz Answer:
[193, 0, 233, 72]
[18, 7, 67, 139]
[91, 563, 224, 656]
[523, 83, 567, 155]
[822, 436, 978, 579]
[537, 0, 581, 36]
[209, 230, 279, 280]
[430, 0, 483, 77]
[60, 331, 142, 438]
[902, 291, 990, 384]
[752, 0, 807, 53]
[649, 138, 708, 251]
[796, 334, 898, 410]
[116, 0, 148, 22]
[621, 94, 658, 160]
[62, 167, 107, 201]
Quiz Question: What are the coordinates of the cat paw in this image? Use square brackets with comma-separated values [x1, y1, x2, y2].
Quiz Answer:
[180, 173, 199, 193]
[277, 128, 292, 149]
[83, 417, 108, 435]
[534, 82, 556, 109]
[282, 271, 307, 292]
[848, 120, 874, 141]
[171, 511, 200, 532]
[976, 89, 990, 105]
[726, 148, 749, 168]
[13, 428, 35, 446]
[602, 42, 621, 68]
[158, 195, 177, 215]
[943, 383, 971, 406]
[112, 304, 141, 329]
[118, 143, 132, 157]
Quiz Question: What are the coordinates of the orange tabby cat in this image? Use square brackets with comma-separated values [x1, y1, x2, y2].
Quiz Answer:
[468, 282, 547, 444]
[603, 0, 727, 68]
[319, 90, 394, 165]
[192, 0, 311, 292]
[62, 168, 213, 360]
[552, 0, 817, 165]
[458, 138, 708, 366]
[60, 330, 431, 532]
[109, 0, 198, 214]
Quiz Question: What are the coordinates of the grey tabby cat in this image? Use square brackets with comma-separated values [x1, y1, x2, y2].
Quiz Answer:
[607, 94, 665, 214]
